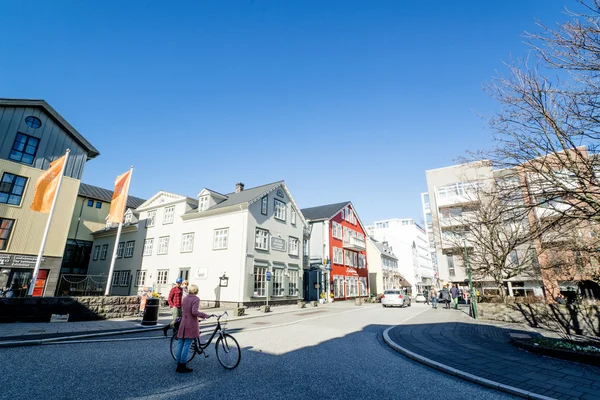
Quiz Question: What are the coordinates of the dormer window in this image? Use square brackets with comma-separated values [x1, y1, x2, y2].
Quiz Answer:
[124, 213, 132, 224]
[105, 220, 112, 230]
[199, 196, 209, 211]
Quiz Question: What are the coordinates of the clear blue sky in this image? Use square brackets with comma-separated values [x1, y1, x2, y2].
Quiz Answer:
[0, 0, 577, 225]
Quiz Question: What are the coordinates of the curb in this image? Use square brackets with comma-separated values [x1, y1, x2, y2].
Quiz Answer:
[0, 302, 366, 348]
[382, 326, 556, 400]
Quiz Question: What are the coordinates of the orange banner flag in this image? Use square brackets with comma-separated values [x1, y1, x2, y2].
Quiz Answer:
[107, 169, 132, 223]
[30, 154, 67, 213]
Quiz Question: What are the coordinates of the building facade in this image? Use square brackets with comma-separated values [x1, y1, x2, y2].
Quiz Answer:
[87, 181, 309, 306]
[367, 218, 434, 295]
[366, 237, 407, 295]
[0, 99, 98, 297]
[301, 202, 369, 301]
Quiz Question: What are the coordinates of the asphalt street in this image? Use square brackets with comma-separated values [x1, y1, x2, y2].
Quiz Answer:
[2, 303, 516, 400]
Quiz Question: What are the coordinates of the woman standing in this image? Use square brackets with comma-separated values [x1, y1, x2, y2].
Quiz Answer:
[182, 280, 189, 299]
[175, 284, 209, 373]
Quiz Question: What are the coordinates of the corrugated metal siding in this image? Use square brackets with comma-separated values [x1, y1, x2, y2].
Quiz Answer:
[0, 106, 88, 180]
[0, 159, 79, 257]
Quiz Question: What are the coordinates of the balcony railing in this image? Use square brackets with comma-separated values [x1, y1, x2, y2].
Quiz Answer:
[343, 236, 366, 251]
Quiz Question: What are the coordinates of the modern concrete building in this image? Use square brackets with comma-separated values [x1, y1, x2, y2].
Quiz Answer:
[301, 202, 369, 302]
[88, 181, 309, 306]
[0, 98, 99, 297]
[56, 183, 145, 296]
[367, 219, 434, 295]
[424, 161, 544, 297]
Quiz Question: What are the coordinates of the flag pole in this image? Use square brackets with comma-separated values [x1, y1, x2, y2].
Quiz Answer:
[105, 166, 134, 295]
[28, 149, 70, 297]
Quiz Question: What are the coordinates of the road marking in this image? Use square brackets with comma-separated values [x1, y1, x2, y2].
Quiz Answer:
[44, 336, 165, 345]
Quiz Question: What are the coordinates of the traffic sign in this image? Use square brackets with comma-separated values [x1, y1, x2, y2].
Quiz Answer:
[266, 271, 271, 281]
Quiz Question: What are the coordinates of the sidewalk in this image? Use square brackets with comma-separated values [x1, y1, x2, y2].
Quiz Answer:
[0, 301, 338, 346]
[384, 306, 600, 400]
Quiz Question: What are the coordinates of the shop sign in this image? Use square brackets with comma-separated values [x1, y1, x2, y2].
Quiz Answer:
[12, 256, 44, 266]
[271, 237, 287, 252]
[0, 255, 11, 265]
[346, 267, 358, 276]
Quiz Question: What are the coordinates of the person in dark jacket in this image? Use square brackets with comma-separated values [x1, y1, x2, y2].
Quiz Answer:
[175, 284, 209, 373]
[162, 278, 183, 336]
[450, 284, 460, 309]
[440, 285, 451, 309]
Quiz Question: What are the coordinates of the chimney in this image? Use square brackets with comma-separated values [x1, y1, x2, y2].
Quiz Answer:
[236, 182, 245, 193]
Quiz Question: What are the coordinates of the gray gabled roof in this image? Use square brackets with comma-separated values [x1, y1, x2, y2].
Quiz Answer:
[373, 241, 399, 260]
[207, 181, 284, 211]
[79, 183, 146, 209]
[0, 98, 100, 159]
[300, 201, 350, 221]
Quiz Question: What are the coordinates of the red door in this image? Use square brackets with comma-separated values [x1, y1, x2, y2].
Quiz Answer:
[32, 269, 49, 297]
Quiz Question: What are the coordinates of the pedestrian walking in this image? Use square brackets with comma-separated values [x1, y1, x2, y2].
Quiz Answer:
[163, 278, 184, 336]
[440, 285, 451, 309]
[424, 289, 429, 305]
[450, 284, 460, 309]
[174, 284, 209, 373]
[430, 287, 438, 309]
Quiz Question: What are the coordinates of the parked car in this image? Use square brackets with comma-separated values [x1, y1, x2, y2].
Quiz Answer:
[414, 293, 426, 303]
[381, 289, 411, 308]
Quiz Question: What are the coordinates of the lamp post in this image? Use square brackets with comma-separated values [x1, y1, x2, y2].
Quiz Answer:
[463, 239, 478, 319]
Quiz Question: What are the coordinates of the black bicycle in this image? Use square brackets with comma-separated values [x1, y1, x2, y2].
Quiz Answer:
[169, 312, 241, 370]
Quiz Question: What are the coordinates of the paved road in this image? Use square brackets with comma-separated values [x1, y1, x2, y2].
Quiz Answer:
[2, 303, 516, 400]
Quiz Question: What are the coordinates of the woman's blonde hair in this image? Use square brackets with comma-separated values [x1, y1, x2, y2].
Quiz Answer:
[182, 280, 189, 286]
[188, 284, 199, 295]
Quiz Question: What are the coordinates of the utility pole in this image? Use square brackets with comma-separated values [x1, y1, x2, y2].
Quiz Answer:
[463, 239, 478, 319]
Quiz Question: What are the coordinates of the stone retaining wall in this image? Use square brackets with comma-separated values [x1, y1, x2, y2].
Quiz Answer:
[0, 296, 141, 323]
[478, 303, 600, 337]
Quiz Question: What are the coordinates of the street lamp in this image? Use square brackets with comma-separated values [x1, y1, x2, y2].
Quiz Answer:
[462, 239, 478, 319]
[219, 273, 229, 288]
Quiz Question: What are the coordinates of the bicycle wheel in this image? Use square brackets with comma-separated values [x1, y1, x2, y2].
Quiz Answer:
[170, 335, 197, 363]
[215, 334, 241, 370]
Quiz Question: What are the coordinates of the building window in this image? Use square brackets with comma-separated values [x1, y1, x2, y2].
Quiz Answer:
[157, 236, 170, 255]
[213, 228, 228, 250]
[163, 206, 175, 224]
[334, 275, 344, 298]
[261, 196, 268, 215]
[358, 254, 365, 268]
[96, 201, 102, 209]
[92, 245, 100, 261]
[447, 254, 455, 277]
[255, 229, 269, 250]
[359, 277, 368, 296]
[332, 222, 343, 240]
[291, 208, 297, 225]
[9, 133, 39, 164]
[143, 239, 153, 256]
[116, 242, 124, 258]
[288, 270, 299, 295]
[125, 241, 135, 258]
[181, 233, 194, 253]
[344, 250, 353, 266]
[333, 247, 343, 264]
[347, 277, 358, 297]
[0, 173, 27, 206]
[254, 267, 266, 296]
[0, 218, 15, 251]
[288, 237, 299, 256]
[146, 210, 156, 227]
[199, 196, 209, 211]
[136, 270, 146, 286]
[124, 213, 132, 224]
[119, 271, 130, 286]
[87, 199, 94, 207]
[112, 271, 120, 286]
[100, 244, 109, 260]
[274, 199, 286, 221]
[157, 270, 168, 285]
[273, 269, 284, 296]
[25, 116, 42, 129]
[510, 251, 519, 266]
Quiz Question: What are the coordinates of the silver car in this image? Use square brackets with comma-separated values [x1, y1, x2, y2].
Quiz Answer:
[381, 289, 411, 308]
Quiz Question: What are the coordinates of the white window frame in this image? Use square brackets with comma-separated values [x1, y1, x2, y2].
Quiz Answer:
[124, 212, 133, 224]
[143, 239, 153, 256]
[136, 270, 146, 286]
[199, 196, 209, 211]
[288, 236, 299, 256]
[119, 270, 130, 287]
[333, 247, 343, 264]
[332, 222, 343, 239]
[101, 244, 109, 260]
[146, 210, 156, 227]
[116, 242, 124, 258]
[334, 275, 345, 298]
[157, 236, 170, 255]
[254, 267, 266, 296]
[157, 269, 168, 285]
[93, 245, 100, 261]
[125, 241, 135, 258]
[163, 206, 175, 224]
[255, 228, 269, 251]
[261, 196, 268, 215]
[273, 269, 284, 296]
[213, 228, 229, 250]
[112, 271, 120, 287]
[181, 233, 194, 253]
[291, 208, 297, 225]
[274, 199, 286, 221]
[288, 270, 299, 296]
